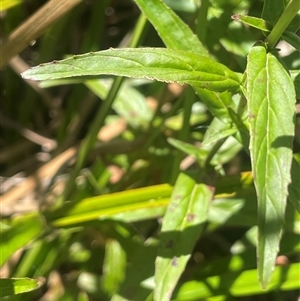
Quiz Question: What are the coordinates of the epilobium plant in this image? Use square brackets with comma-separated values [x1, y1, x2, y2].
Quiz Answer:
[13, 0, 299, 299]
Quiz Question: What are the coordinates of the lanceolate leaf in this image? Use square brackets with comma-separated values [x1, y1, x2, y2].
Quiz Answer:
[262, 0, 300, 33]
[282, 31, 300, 52]
[134, 0, 237, 120]
[262, 0, 287, 27]
[231, 14, 271, 32]
[246, 44, 295, 288]
[0, 277, 45, 297]
[21, 48, 240, 93]
[0, 213, 44, 266]
[154, 173, 212, 301]
[133, 0, 208, 57]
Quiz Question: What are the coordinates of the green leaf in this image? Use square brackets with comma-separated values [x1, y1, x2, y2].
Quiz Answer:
[0, 213, 44, 266]
[154, 173, 212, 301]
[167, 137, 208, 165]
[246, 44, 295, 288]
[231, 14, 271, 32]
[290, 70, 300, 98]
[111, 239, 158, 301]
[50, 174, 258, 228]
[262, 0, 300, 33]
[39, 77, 153, 128]
[133, 0, 208, 57]
[196, 232, 299, 280]
[0, 277, 45, 297]
[0, 0, 22, 11]
[208, 198, 246, 226]
[194, 89, 236, 121]
[21, 48, 240, 93]
[173, 263, 300, 300]
[282, 31, 300, 52]
[227, 108, 250, 150]
[134, 0, 242, 121]
[289, 156, 300, 213]
[101, 239, 126, 296]
[287, 12, 300, 33]
[264, 0, 300, 49]
[77, 291, 90, 301]
[262, 0, 288, 26]
[13, 229, 74, 278]
[50, 184, 172, 227]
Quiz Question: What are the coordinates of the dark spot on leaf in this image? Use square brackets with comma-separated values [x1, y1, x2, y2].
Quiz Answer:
[186, 213, 196, 222]
[231, 14, 240, 21]
[168, 201, 178, 212]
[257, 78, 264, 84]
[171, 257, 178, 266]
[165, 240, 174, 248]
[208, 185, 215, 193]
[51, 60, 57, 64]
[248, 112, 256, 119]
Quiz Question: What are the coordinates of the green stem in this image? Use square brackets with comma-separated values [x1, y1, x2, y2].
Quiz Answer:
[195, 0, 210, 44]
[62, 14, 148, 200]
[170, 87, 195, 185]
[203, 137, 226, 169]
[265, 0, 299, 49]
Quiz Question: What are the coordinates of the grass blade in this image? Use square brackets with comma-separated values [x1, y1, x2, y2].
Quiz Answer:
[0, 213, 44, 266]
[0, 277, 45, 297]
[134, 0, 208, 57]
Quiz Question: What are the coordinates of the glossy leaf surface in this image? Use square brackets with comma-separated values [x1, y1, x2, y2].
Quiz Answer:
[133, 0, 208, 56]
[134, 0, 240, 121]
[22, 48, 240, 93]
[154, 173, 212, 301]
[50, 184, 172, 227]
[246, 44, 295, 288]
[0, 277, 45, 297]
[232, 14, 271, 32]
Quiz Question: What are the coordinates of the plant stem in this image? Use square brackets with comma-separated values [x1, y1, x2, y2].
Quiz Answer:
[265, 0, 300, 49]
[195, 0, 210, 44]
[203, 137, 226, 169]
[62, 14, 148, 201]
[170, 87, 195, 184]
